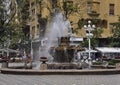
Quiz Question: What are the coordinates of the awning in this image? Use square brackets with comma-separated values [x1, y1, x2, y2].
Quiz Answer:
[80, 49, 97, 53]
[95, 47, 120, 53]
[70, 37, 83, 42]
[0, 48, 19, 53]
[0, 49, 5, 51]
[85, 49, 97, 53]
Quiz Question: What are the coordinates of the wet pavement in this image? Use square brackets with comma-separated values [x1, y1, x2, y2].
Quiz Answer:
[0, 74, 120, 85]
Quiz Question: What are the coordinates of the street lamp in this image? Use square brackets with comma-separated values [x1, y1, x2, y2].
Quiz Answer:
[84, 20, 95, 68]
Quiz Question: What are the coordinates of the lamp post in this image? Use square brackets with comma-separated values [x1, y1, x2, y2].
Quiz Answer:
[84, 20, 95, 68]
[30, 27, 33, 63]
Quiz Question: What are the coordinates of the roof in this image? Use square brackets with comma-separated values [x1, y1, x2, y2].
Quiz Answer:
[0, 49, 19, 53]
[95, 47, 120, 53]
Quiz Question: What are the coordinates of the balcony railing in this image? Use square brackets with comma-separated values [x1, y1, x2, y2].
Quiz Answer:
[88, 11, 100, 16]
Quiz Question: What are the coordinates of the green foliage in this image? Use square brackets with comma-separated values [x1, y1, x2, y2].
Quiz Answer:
[62, 1, 70, 18]
[112, 16, 120, 38]
[0, 0, 30, 49]
[16, 0, 29, 25]
[93, 61, 102, 65]
[109, 38, 120, 47]
[109, 16, 120, 47]
[81, 38, 98, 48]
[78, 19, 87, 29]
[93, 27, 103, 38]
[62, 0, 82, 18]
[0, 0, 10, 47]
[81, 39, 88, 47]
[108, 16, 120, 47]
[113, 26, 120, 38]
[108, 59, 119, 65]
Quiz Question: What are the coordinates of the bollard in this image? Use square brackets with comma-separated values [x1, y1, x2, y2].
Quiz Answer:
[1, 60, 8, 68]
[116, 63, 120, 69]
[40, 63, 48, 70]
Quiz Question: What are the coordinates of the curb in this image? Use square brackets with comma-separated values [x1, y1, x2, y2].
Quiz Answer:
[1, 68, 120, 75]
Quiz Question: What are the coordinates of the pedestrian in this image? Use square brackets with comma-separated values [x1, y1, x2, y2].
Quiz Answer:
[22, 51, 27, 69]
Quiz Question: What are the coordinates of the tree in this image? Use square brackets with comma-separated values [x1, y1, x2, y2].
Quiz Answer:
[0, 0, 16, 48]
[109, 16, 120, 47]
[112, 16, 120, 38]
[81, 38, 98, 49]
[93, 27, 103, 38]
[0, 0, 30, 49]
[12, 0, 30, 49]
[62, 0, 85, 18]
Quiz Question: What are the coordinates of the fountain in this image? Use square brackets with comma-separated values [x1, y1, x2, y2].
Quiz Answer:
[0, 8, 117, 77]
[1, 11, 119, 75]
[37, 11, 85, 70]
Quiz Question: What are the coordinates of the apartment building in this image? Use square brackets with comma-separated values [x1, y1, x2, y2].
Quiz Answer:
[68, 0, 120, 37]
[29, 0, 120, 39]
[29, 0, 120, 58]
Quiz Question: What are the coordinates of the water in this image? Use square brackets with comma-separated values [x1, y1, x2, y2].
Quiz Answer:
[46, 12, 72, 47]
[40, 12, 71, 59]
[33, 12, 72, 69]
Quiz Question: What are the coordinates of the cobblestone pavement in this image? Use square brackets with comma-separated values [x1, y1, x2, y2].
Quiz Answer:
[0, 74, 120, 85]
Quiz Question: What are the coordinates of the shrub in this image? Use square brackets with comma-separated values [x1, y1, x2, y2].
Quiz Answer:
[108, 59, 119, 65]
[93, 62, 102, 65]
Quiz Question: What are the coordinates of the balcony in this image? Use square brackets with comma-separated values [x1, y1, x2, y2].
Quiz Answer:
[88, 11, 100, 17]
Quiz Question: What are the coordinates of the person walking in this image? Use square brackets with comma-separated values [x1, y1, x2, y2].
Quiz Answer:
[22, 50, 27, 69]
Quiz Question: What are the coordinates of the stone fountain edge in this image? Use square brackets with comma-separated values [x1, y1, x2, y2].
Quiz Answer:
[1, 68, 120, 75]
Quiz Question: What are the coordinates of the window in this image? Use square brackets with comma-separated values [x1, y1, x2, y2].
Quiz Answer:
[32, 8, 35, 16]
[87, 2, 100, 14]
[37, 24, 40, 35]
[109, 23, 114, 33]
[32, 26, 35, 38]
[51, 0, 57, 8]
[109, 4, 115, 15]
[31, 2, 35, 7]
[87, 2, 91, 13]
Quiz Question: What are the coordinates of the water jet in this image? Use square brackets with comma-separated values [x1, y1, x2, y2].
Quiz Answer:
[36, 11, 84, 70]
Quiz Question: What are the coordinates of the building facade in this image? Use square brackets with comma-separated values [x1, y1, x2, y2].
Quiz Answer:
[29, 0, 120, 39]
[29, 0, 120, 59]
[68, 0, 120, 38]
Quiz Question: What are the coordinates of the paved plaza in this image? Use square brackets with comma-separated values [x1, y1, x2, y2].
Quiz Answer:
[0, 74, 120, 85]
[0, 63, 120, 85]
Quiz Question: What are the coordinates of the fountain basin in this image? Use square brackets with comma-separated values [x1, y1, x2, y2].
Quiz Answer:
[1, 68, 120, 75]
[47, 63, 80, 69]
